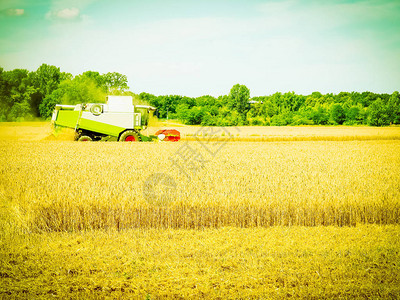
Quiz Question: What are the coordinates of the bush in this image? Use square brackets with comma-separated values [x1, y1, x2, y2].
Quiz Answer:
[309, 106, 329, 125]
[270, 114, 288, 126]
[367, 98, 390, 126]
[201, 113, 218, 126]
[330, 103, 346, 125]
[290, 114, 313, 125]
[8, 101, 32, 121]
[345, 106, 360, 125]
[248, 116, 265, 126]
[39, 90, 63, 119]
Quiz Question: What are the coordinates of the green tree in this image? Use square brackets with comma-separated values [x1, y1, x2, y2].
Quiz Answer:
[31, 64, 62, 98]
[103, 72, 129, 94]
[290, 110, 313, 125]
[39, 89, 65, 119]
[82, 71, 105, 89]
[186, 106, 205, 125]
[139, 92, 157, 105]
[64, 75, 106, 105]
[330, 103, 346, 125]
[280, 92, 304, 112]
[196, 95, 216, 107]
[181, 96, 196, 108]
[9, 100, 31, 121]
[201, 112, 218, 126]
[247, 115, 266, 126]
[228, 84, 250, 119]
[270, 114, 288, 126]
[29, 64, 64, 117]
[0, 68, 37, 121]
[387, 91, 400, 124]
[309, 105, 329, 125]
[345, 105, 361, 125]
[367, 98, 390, 126]
[38, 75, 106, 119]
[262, 99, 277, 117]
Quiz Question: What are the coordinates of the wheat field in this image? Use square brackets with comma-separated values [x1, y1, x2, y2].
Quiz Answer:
[0, 123, 399, 298]
[1, 140, 399, 232]
[1, 226, 399, 299]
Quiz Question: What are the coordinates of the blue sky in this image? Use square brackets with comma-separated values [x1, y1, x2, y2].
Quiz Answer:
[0, 0, 399, 97]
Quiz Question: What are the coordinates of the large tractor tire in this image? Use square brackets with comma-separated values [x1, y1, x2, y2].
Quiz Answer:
[119, 130, 140, 142]
[78, 135, 93, 142]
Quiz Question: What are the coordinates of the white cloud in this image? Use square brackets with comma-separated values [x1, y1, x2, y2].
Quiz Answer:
[57, 8, 79, 19]
[10, 8, 24, 16]
[46, 7, 80, 20]
[1, 8, 24, 16]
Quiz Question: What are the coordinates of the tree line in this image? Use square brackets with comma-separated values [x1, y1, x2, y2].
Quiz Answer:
[0, 64, 129, 121]
[141, 86, 400, 127]
[1, 64, 399, 126]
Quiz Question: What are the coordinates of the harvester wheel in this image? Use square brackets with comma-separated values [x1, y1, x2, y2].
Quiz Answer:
[119, 130, 140, 142]
[78, 135, 93, 142]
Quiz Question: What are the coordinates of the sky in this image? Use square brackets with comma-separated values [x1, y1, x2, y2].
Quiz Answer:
[0, 0, 399, 97]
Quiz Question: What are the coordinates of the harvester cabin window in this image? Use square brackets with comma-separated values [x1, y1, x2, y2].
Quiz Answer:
[135, 107, 149, 126]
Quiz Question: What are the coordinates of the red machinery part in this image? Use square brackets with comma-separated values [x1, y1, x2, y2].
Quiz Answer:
[155, 129, 180, 142]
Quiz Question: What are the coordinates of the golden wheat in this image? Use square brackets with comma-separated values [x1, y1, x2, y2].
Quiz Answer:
[1, 124, 400, 298]
[0, 138, 399, 232]
[1, 226, 399, 298]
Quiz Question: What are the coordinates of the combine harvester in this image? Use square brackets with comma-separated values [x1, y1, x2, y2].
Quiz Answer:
[51, 96, 180, 142]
